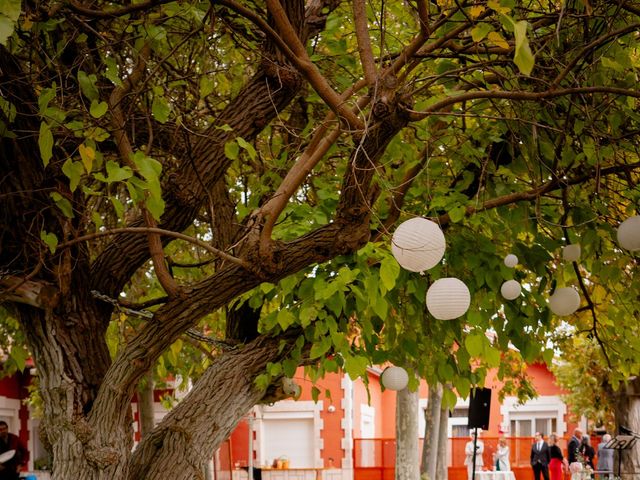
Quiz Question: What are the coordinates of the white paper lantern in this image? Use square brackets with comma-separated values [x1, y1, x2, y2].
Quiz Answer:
[548, 287, 581, 316]
[426, 277, 471, 320]
[562, 244, 581, 262]
[381, 366, 409, 391]
[617, 215, 640, 252]
[500, 280, 521, 300]
[391, 218, 446, 272]
[504, 254, 518, 268]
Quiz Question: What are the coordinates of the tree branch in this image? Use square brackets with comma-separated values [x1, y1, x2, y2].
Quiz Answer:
[264, 0, 364, 130]
[550, 23, 640, 89]
[59, 227, 252, 270]
[67, 0, 175, 18]
[409, 86, 640, 121]
[353, 0, 378, 87]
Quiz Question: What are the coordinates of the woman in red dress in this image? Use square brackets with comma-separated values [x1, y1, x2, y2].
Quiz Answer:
[548, 433, 565, 480]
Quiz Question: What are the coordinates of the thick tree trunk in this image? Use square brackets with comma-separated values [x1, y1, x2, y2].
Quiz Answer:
[395, 388, 420, 480]
[436, 404, 449, 480]
[420, 383, 443, 479]
[19, 303, 131, 480]
[615, 378, 640, 479]
[128, 335, 290, 480]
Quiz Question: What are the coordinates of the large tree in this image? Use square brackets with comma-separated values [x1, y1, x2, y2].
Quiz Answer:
[1, 1, 639, 479]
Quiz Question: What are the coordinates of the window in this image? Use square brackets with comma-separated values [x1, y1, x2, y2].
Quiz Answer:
[501, 396, 567, 438]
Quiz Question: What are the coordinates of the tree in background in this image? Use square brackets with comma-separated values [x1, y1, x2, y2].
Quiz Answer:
[1, 1, 639, 479]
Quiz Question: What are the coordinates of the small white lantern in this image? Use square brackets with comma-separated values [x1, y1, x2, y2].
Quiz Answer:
[617, 216, 640, 252]
[548, 287, 581, 316]
[500, 280, 521, 300]
[381, 366, 409, 391]
[391, 218, 446, 272]
[504, 254, 518, 268]
[562, 244, 581, 262]
[426, 277, 471, 320]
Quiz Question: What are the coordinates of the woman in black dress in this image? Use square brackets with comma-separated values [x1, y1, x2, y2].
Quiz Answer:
[548, 433, 565, 480]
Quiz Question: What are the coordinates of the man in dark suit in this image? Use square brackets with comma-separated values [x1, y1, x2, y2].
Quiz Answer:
[530, 431, 551, 480]
[567, 428, 583, 466]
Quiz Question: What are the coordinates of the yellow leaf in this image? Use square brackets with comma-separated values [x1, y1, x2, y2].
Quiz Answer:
[487, 31, 510, 49]
[487, 0, 511, 14]
[470, 5, 485, 18]
[78, 144, 95, 174]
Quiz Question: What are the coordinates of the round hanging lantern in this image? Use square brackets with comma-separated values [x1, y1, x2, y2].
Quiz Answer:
[562, 244, 581, 262]
[504, 254, 518, 268]
[617, 215, 640, 252]
[500, 280, 521, 300]
[381, 366, 409, 391]
[391, 218, 446, 272]
[548, 287, 581, 316]
[426, 277, 471, 320]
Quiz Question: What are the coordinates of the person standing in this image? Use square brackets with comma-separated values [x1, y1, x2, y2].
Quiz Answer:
[548, 433, 566, 480]
[568, 428, 583, 479]
[493, 437, 511, 471]
[580, 435, 595, 476]
[530, 431, 551, 480]
[464, 431, 484, 480]
[597, 434, 614, 479]
[0, 421, 29, 480]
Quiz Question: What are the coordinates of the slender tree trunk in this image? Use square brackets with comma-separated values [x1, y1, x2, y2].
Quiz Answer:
[615, 378, 640, 479]
[420, 383, 443, 479]
[436, 404, 449, 480]
[138, 370, 156, 437]
[395, 388, 420, 480]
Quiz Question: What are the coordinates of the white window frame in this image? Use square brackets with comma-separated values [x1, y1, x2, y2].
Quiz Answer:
[500, 395, 567, 437]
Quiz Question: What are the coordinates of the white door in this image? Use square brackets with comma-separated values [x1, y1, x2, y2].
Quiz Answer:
[262, 418, 315, 468]
[360, 405, 375, 467]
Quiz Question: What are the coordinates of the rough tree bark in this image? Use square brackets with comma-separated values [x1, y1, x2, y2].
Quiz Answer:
[436, 403, 449, 480]
[420, 383, 443, 480]
[395, 388, 420, 480]
[615, 377, 640, 479]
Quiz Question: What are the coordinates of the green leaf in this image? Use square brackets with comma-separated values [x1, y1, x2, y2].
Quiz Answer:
[448, 205, 466, 223]
[152, 97, 171, 123]
[104, 57, 122, 86]
[50, 192, 74, 218]
[145, 194, 165, 220]
[62, 159, 84, 192]
[237, 137, 257, 160]
[40, 230, 58, 253]
[38, 86, 56, 114]
[513, 20, 535, 75]
[484, 345, 501, 368]
[133, 152, 162, 182]
[0, 0, 21, 21]
[310, 337, 331, 359]
[90, 100, 108, 118]
[38, 122, 53, 166]
[471, 23, 493, 42]
[200, 77, 215, 98]
[277, 309, 296, 330]
[379, 257, 400, 292]
[465, 333, 484, 357]
[110, 197, 124, 219]
[96, 160, 133, 183]
[224, 140, 240, 160]
[9, 344, 28, 371]
[0, 0, 20, 45]
[77, 71, 99, 101]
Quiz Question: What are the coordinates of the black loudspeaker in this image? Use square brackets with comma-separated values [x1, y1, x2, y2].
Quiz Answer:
[468, 387, 491, 430]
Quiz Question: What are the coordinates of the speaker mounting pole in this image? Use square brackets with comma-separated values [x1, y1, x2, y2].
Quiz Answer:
[471, 426, 478, 480]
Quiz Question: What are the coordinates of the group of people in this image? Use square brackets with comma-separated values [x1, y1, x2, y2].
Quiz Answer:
[464, 428, 615, 480]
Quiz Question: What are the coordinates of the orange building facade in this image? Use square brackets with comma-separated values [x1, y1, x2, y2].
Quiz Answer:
[217, 362, 585, 480]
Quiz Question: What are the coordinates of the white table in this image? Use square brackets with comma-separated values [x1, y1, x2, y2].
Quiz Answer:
[473, 472, 516, 480]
